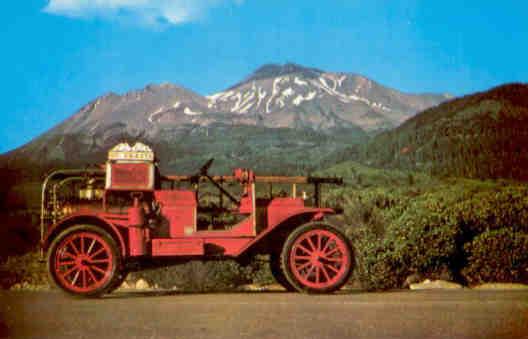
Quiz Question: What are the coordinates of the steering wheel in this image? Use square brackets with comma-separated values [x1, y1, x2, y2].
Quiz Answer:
[193, 158, 240, 205]
[198, 158, 214, 176]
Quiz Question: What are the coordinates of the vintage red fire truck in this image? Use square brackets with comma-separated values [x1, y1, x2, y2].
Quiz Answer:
[41, 142, 353, 296]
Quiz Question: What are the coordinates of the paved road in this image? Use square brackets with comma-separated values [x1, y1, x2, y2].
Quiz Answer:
[1, 289, 527, 339]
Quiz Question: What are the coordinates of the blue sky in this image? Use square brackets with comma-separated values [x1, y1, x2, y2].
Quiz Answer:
[1, 0, 527, 153]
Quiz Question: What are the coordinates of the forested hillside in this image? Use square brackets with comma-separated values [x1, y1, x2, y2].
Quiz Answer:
[362, 84, 528, 179]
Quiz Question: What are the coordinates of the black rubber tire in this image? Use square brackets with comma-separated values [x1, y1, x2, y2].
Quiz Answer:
[280, 222, 354, 294]
[269, 252, 296, 292]
[47, 225, 123, 298]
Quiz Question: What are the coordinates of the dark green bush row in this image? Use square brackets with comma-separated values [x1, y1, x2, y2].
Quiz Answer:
[344, 181, 528, 290]
[130, 257, 274, 292]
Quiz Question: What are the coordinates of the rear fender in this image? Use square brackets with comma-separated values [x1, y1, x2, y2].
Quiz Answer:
[271, 208, 333, 229]
[42, 213, 127, 256]
[236, 208, 334, 257]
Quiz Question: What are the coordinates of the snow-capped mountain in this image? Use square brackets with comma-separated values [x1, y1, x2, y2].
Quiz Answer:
[54, 63, 449, 139]
[206, 63, 450, 131]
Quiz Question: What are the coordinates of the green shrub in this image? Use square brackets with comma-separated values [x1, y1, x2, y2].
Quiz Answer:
[341, 189, 405, 290]
[352, 187, 467, 290]
[386, 193, 462, 277]
[342, 193, 388, 238]
[462, 228, 528, 285]
[130, 260, 253, 292]
[249, 256, 275, 286]
[0, 251, 48, 289]
[455, 186, 528, 235]
[349, 225, 404, 291]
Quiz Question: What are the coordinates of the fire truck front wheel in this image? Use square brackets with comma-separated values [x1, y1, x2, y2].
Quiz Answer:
[47, 225, 123, 297]
[280, 223, 353, 293]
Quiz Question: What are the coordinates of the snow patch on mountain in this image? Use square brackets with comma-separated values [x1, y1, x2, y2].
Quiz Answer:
[266, 76, 289, 113]
[256, 87, 267, 109]
[184, 107, 202, 116]
[148, 106, 165, 123]
[230, 92, 242, 112]
[237, 90, 256, 114]
[294, 76, 307, 86]
[90, 121, 100, 132]
[207, 90, 234, 108]
[293, 91, 316, 106]
[337, 75, 346, 87]
[282, 87, 294, 97]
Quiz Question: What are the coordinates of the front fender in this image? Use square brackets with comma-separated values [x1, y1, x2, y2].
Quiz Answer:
[42, 213, 127, 257]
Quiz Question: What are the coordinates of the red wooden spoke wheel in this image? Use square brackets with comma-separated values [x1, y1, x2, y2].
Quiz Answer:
[47, 225, 121, 297]
[281, 223, 353, 293]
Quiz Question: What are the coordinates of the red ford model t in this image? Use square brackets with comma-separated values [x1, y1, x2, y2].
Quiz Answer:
[41, 142, 353, 296]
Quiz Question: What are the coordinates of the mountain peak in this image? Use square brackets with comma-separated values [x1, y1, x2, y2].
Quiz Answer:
[247, 63, 323, 81]
[143, 82, 180, 92]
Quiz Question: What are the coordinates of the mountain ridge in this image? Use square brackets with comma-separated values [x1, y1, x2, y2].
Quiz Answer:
[2, 63, 451, 153]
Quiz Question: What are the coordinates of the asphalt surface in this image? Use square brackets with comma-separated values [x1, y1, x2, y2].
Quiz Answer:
[1, 289, 527, 339]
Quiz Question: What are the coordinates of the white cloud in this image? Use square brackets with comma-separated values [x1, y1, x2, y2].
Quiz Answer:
[43, 0, 240, 27]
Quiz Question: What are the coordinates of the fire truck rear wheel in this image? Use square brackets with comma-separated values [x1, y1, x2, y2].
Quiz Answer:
[280, 223, 353, 293]
[47, 225, 123, 297]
